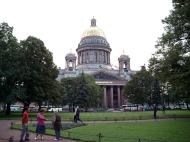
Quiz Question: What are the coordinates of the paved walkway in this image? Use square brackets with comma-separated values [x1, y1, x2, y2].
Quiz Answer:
[0, 120, 79, 142]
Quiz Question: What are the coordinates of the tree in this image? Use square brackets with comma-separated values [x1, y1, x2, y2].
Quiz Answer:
[84, 75, 102, 108]
[60, 73, 101, 111]
[152, 79, 161, 119]
[17, 36, 59, 108]
[61, 77, 78, 111]
[77, 73, 102, 110]
[124, 67, 161, 118]
[0, 22, 20, 115]
[77, 72, 89, 109]
[124, 68, 155, 107]
[149, 0, 190, 109]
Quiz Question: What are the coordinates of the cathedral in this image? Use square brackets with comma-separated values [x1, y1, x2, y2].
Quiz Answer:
[58, 18, 136, 108]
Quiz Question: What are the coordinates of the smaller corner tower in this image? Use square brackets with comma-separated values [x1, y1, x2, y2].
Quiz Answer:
[65, 52, 77, 71]
[118, 54, 130, 74]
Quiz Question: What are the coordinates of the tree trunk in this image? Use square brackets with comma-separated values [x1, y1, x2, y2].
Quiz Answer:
[72, 104, 75, 112]
[167, 95, 170, 108]
[3, 104, 6, 112]
[186, 103, 189, 110]
[5, 103, 11, 115]
[85, 106, 88, 112]
[22, 102, 30, 113]
[162, 104, 166, 114]
[38, 102, 42, 112]
[153, 104, 157, 119]
[38, 102, 42, 111]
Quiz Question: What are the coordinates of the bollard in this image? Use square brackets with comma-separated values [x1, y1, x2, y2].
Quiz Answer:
[68, 132, 71, 138]
[97, 133, 103, 142]
[9, 136, 14, 142]
[10, 122, 14, 129]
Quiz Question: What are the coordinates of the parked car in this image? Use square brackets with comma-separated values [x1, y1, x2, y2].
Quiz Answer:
[29, 106, 38, 112]
[48, 107, 62, 112]
[123, 104, 144, 111]
[124, 105, 138, 111]
[106, 108, 115, 112]
[10, 105, 22, 112]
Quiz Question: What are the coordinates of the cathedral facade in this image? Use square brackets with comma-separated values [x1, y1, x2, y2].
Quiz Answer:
[58, 18, 136, 108]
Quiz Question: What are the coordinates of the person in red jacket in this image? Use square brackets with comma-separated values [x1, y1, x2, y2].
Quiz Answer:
[19, 107, 29, 142]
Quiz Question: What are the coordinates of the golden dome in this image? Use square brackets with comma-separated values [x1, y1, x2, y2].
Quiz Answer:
[82, 26, 106, 38]
[81, 18, 106, 38]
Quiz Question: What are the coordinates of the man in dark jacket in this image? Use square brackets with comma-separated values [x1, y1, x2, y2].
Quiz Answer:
[53, 112, 62, 140]
[74, 106, 82, 123]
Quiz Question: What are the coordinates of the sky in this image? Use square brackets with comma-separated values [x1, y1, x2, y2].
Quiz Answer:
[0, 0, 173, 70]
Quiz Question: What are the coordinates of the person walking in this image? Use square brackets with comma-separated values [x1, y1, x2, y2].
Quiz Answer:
[52, 112, 62, 141]
[74, 106, 82, 123]
[35, 109, 46, 140]
[73, 106, 77, 123]
[19, 107, 29, 142]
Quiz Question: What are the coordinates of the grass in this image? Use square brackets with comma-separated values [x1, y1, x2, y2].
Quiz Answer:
[1, 110, 190, 121]
[12, 119, 190, 142]
[66, 120, 190, 142]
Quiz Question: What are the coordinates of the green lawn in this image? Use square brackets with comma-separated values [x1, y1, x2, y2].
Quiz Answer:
[12, 119, 190, 142]
[1, 110, 190, 121]
[7, 110, 190, 142]
[65, 120, 190, 142]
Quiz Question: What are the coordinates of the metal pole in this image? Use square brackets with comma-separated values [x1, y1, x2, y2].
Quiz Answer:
[68, 132, 71, 138]
[98, 133, 103, 142]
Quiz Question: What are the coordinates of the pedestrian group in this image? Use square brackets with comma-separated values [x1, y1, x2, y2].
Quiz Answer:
[19, 106, 82, 142]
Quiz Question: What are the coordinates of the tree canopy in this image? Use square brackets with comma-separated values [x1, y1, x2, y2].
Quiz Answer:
[149, 0, 190, 106]
[0, 22, 20, 114]
[61, 73, 102, 111]
[17, 36, 59, 107]
[124, 68, 157, 106]
[0, 23, 61, 114]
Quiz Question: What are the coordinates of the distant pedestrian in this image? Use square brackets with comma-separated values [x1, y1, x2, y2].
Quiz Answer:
[73, 107, 77, 123]
[74, 106, 82, 123]
[19, 107, 29, 142]
[35, 109, 46, 140]
[52, 112, 62, 141]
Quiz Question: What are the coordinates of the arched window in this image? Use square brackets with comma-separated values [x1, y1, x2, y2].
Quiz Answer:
[123, 62, 127, 68]
[68, 60, 72, 67]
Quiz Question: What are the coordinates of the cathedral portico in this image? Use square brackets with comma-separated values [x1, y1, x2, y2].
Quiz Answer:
[101, 83, 125, 108]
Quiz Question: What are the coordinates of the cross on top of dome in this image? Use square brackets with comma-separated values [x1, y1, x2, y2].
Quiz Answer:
[81, 17, 106, 38]
[91, 17, 96, 27]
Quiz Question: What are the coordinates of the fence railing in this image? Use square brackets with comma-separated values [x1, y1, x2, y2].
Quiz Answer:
[0, 132, 168, 142]
[10, 122, 169, 142]
[64, 131, 168, 142]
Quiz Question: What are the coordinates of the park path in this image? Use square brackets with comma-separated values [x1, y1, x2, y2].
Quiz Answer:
[0, 120, 79, 142]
